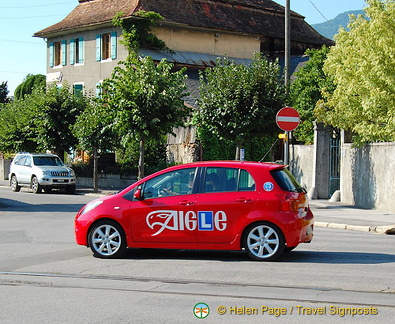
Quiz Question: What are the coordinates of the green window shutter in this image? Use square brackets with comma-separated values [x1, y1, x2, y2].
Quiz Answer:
[79, 37, 84, 63]
[96, 34, 101, 61]
[70, 39, 75, 65]
[111, 32, 117, 60]
[49, 42, 54, 68]
[62, 40, 67, 66]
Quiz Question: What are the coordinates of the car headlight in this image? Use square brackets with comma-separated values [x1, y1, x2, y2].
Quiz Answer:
[70, 170, 76, 177]
[42, 170, 51, 176]
[81, 200, 103, 215]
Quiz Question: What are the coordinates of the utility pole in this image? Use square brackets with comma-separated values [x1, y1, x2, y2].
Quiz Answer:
[284, 0, 291, 165]
[285, 0, 291, 88]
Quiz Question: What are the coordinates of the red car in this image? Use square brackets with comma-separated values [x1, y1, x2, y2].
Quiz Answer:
[75, 161, 313, 261]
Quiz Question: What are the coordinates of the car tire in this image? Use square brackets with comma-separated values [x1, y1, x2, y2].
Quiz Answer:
[31, 176, 42, 194]
[243, 222, 285, 261]
[44, 187, 53, 194]
[11, 175, 21, 192]
[65, 185, 76, 194]
[88, 220, 126, 259]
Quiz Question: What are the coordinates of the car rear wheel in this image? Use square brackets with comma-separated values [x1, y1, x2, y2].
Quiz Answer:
[11, 175, 21, 192]
[88, 220, 126, 259]
[243, 222, 285, 261]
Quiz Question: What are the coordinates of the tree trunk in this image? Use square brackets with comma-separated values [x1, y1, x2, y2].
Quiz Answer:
[93, 147, 99, 193]
[138, 136, 145, 180]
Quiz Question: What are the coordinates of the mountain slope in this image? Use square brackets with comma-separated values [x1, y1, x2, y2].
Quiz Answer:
[312, 10, 364, 40]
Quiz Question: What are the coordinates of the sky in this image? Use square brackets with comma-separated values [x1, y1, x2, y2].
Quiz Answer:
[1, 0, 368, 96]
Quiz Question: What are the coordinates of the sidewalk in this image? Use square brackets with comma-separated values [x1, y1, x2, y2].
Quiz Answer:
[1, 180, 395, 235]
[309, 200, 395, 235]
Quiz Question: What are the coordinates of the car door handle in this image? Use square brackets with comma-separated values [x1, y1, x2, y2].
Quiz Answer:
[178, 200, 195, 206]
[235, 197, 253, 203]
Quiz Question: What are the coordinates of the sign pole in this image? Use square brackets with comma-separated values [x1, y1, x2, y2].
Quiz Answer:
[284, 131, 289, 165]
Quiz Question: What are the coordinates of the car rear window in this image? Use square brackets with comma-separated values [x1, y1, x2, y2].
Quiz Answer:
[271, 168, 305, 193]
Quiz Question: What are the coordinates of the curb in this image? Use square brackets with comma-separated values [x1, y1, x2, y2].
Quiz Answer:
[315, 222, 395, 235]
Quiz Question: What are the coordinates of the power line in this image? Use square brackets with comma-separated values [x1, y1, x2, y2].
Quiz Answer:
[0, 14, 66, 20]
[0, 38, 42, 45]
[0, 1, 74, 9]
[308, 0, 329, 22]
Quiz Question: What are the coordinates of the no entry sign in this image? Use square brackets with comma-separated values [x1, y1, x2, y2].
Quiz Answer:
[276, 107, 300, 131]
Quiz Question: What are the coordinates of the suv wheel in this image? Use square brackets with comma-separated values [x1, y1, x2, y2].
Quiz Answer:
[31, 176, 42, 194]
[11, 175, 21, 192]
[65, 185, 76, 194]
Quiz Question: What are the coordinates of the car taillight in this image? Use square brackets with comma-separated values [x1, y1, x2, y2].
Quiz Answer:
[278, 193, 308, 217]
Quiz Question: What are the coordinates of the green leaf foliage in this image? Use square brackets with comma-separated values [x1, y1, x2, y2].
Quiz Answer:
[0, 98, 38, 152]
[100, 56, 189, 178]
[113, 10, 166, 54]
[14, 74, 46, 100]
[290, 46, 335, 144]
[317, 0, 395, 144]
[0, 81, 9, 104]
[73, 96, 116, 153]
[196, 55, 287, 158]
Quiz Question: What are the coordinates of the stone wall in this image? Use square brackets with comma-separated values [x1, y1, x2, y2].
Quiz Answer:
[341, 142, 395, 212]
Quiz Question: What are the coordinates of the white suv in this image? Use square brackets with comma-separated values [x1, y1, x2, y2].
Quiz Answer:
[9, 153, 76, 194]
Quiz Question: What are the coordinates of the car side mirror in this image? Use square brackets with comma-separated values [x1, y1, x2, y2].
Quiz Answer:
[134, 188, 143, 200]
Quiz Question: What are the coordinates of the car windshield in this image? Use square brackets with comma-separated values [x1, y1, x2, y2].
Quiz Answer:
[33, 156, 64, 166]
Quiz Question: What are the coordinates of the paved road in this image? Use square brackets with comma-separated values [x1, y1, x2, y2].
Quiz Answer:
[0, 188, 394, 323]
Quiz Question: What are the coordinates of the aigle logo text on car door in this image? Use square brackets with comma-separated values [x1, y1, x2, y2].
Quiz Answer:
[146, 210, 228, 236]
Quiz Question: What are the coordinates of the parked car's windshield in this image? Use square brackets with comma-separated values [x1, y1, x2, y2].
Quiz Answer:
[33, 156, 64, 166]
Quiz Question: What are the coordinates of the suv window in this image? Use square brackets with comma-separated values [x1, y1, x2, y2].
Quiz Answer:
[33, 156, 64, 166]
[271, 168, 306, 193]
[25, 156, 32, 167]
[14, 155, 26, 165]
[203, 167, 255, 193]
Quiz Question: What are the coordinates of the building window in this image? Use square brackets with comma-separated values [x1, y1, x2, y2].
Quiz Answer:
[54, 41, 61, 66]
[73, 83, 84, 97]
[102, 33, 110, 60]
[70, 37, 84, 65]
[96, 32, 117, 62]
[49, 40, 67, 67]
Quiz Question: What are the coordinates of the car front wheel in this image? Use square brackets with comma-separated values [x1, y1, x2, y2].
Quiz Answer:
[31, 176, 42, 194]
[11, 175, 21, 192]
[243, 222, 285, 261]
[88, 220, 126, 259]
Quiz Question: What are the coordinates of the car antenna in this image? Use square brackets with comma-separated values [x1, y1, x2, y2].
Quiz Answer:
[259, 138, 279, 162]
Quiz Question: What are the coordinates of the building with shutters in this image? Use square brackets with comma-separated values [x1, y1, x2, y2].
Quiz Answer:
[34, 0, 332, 98]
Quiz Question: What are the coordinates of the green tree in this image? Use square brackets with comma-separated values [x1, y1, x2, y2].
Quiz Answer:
[196, 56, 287, 160]
[100, 56, 189, 179]
[31, 85, 86, 159]
[0, 81, 9, 104]
[73, 96, 116, 192]
[0, 99, 38, 152]
[316, 0, 395, 144]
[14, 74, 46, 100]
[290, 46, 334, 144]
